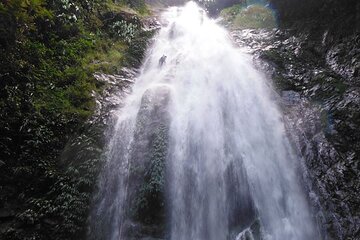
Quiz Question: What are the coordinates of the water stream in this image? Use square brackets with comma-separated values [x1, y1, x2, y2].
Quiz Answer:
[89, 2, 320, 240]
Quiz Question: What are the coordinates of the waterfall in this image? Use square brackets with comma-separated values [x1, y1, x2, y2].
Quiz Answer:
[89, 2, 321, 240]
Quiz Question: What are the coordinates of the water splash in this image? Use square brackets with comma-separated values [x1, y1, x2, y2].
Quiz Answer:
[89, 2, 321, 240]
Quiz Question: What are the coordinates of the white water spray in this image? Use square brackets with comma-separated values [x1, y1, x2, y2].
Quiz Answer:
[89, 2, 320, 240]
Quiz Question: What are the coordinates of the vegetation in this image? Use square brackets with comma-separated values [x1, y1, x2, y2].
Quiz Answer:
[0, 0, 153, 239]
[220, 3, 276, 29]
[196, 0, 247, 15]
[132, 125, 168, 225]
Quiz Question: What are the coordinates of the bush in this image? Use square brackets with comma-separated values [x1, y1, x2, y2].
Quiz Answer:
[0, 0, 152, 239]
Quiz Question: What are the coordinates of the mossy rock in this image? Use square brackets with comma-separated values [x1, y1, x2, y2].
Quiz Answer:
[221, 4, 276, 30]
[260, 49, 285, 68]
[131, 125, 168, 225]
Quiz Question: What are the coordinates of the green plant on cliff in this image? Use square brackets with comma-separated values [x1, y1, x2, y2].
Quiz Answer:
[132, 125, 168, 225]
[0, 0, 151, 239]
[220, 4, 276, 29]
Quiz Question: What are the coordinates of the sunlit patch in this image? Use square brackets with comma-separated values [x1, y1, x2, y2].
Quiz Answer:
[219, 2, 279, 29]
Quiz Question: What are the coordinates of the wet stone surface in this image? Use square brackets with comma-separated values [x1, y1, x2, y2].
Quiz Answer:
[231, 28, 359, 239]
[62, 67, 138, 161]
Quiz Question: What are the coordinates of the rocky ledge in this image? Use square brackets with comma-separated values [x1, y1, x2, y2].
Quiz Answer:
[230, 26, 359, 239]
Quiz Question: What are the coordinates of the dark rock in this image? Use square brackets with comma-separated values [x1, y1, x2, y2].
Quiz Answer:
[282, 90, 301, 105]
[0, 222, 11, 234]
[42, 218, 57, 226]
[126, 85, 171, 230]
[0, 209, 14, 219]
[230, 18, 359, 239]
[122, 219, 165, 239]
[226, 160, 257, 238]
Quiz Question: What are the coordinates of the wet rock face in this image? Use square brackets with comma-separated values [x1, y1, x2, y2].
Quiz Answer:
[269, 0, 359, 30]
[123, 86, 171, 239]
[231, 26, 359, 239]
[61, 69, 138, 170]
[225, 161, 257, 238]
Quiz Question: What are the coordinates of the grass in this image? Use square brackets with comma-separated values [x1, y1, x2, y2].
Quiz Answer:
[220, 4, 276, 29]
[106, 0, 151, 16]
[84, 39, 127, 73]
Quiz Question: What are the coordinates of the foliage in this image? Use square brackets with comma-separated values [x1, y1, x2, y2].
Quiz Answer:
[0, 0, 151, 239]
[110, 20, 139, 43]
[220, 4, 276, 29]
[196, 0, 247, 15]
[122, 0, 145, 9]
[132, 125, 168, 224]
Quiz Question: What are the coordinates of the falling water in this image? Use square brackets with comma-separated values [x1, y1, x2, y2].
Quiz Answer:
[89, 2, 321, 240]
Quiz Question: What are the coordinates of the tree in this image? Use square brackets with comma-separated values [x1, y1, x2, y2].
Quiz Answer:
[196, 0, 247, 15]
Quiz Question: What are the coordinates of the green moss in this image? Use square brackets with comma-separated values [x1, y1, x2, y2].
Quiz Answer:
[272, 75, 298, 91]
[262, 49, 285, 68]
[105, 0, 149, 16]
[221, 4, 276, 29]
[0, 0, 152, 239]
[221, 3, 244, 18]
[310, 74, 348, 101]
[132, 125, 168, 225]
[83, 39, 127, 73]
